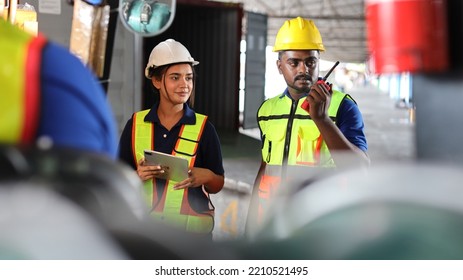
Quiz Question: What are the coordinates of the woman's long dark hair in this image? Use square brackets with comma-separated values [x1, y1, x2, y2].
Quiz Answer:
[148, 63, 196, 108]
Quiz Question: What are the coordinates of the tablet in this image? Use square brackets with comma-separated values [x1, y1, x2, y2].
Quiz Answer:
[143, 149, 189, 182]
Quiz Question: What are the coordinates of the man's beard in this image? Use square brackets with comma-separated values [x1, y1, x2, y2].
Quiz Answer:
[291, 74, 313, 93]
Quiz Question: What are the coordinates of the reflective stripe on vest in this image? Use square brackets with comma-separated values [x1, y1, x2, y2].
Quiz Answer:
[256, 91, 350, 222]
[132, 110, 213, 233]
[0, 20, 46, 144]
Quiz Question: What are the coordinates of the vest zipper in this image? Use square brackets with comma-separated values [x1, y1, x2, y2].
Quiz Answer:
[282, 99, 297, 167]
[280, 98, 297, 182]
[266, 141, 272, 162]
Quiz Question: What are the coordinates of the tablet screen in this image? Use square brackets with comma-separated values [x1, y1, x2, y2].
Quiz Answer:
[144, 149, 189, 182]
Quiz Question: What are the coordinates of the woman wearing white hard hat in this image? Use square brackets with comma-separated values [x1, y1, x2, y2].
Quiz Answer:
[118, 39, 224, 238]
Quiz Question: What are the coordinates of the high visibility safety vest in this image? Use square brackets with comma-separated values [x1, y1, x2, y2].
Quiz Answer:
[0, 20, 47, 144]
[256, 90, 350, 220]
[132, 109, 214, 234]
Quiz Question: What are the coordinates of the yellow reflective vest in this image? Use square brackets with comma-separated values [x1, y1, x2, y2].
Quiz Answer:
[132, 109, 214, 234]
[256, 90, 349, 220]
[0, 19, 47, 144]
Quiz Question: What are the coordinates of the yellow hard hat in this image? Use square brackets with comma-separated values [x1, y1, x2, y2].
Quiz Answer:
[273, 17, 325, 52]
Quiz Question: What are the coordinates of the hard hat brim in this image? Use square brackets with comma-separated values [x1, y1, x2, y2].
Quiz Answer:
[144, 61, 199, 79]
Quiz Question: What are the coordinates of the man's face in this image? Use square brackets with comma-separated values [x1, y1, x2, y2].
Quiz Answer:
[277, 50, 320, 95]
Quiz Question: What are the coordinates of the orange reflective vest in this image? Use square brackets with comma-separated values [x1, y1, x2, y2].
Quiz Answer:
[0, 19, 47, 144]
[131, 109, 214, 234]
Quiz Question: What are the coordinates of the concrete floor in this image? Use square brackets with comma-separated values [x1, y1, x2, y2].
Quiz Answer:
[212, 84, 415, 241]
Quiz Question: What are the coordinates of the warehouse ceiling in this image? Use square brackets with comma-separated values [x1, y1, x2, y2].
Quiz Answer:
[212, 0, 367, 64]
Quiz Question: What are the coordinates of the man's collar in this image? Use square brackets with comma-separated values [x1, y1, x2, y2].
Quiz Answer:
[280, 88, 308, 100]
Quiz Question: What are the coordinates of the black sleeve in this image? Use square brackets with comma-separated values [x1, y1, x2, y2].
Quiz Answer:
[195, 120, 225, 176]
[118, 117, 137, 170]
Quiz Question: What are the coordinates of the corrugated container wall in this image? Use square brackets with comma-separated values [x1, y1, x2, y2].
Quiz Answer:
[142, 0, 243, 132]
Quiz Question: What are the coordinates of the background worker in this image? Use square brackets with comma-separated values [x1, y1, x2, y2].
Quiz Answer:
[248, 17, 369, 227]
[118, 39, 224, 238]
[0, 17, 145, 259]
[0, 18, 118, 158]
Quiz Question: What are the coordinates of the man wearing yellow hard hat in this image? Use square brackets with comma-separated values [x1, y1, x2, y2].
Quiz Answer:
[248, 17, 370, 227]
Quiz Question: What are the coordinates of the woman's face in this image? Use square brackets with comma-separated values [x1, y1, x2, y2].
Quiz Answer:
[154, 63, 193, 106]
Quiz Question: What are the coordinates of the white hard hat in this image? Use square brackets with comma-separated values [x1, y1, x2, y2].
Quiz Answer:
[145, 39, 199, 79]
